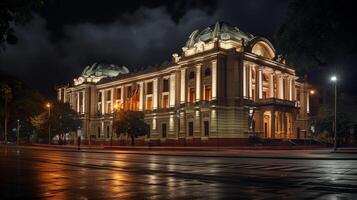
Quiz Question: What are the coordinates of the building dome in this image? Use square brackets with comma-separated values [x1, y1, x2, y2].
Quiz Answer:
[74, 62, 129, 85]
[81, 62, 129, 77]
[185, 21, 254, 48]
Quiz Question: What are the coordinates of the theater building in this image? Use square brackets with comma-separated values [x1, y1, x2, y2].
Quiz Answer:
[57, 22, 311, 146]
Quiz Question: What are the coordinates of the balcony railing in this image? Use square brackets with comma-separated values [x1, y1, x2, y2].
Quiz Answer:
[255, 98, 297, 108]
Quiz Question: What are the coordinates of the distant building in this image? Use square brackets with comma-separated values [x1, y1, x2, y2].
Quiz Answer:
[57, 22, 311, 145]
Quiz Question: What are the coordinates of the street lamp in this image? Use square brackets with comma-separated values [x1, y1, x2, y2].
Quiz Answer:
[46, 102, 51, 145]
[330, 75, 337, 151]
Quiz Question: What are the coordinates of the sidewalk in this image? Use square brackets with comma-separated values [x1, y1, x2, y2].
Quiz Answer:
[5, 144, 355, 160]
[31, 143, 326, 151]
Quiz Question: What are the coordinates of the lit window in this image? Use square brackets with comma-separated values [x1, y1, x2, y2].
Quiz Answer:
[146, 96, 153, 110]
[189, 88, 196, 103]
[162, 95, 169, 108]
[204, 85, 212, 101]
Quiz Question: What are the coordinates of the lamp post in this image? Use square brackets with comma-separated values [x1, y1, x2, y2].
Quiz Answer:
[330, 75, 337, 151]
[46, 102, 51, 145]
[16, 119, 20, 145]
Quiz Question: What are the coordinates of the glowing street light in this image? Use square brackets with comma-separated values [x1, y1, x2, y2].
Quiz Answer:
[330, 76, 337, 82]
[330, 75, 337, 151]
[309, 90, 315, 95]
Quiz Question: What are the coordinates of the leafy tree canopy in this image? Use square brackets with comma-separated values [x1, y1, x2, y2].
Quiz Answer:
[113, 110, 149, 145]
[0, 72, 43, 139]
[31, 102, 81, 143]
[276, 0, 357, 71]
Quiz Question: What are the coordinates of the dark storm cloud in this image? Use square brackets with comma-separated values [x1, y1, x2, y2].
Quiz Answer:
[0, 0, 289, 96]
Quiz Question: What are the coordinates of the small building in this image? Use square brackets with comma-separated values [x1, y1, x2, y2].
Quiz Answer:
[57, 22, 311, 146]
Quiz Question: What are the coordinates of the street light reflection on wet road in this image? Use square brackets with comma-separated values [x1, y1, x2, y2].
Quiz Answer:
[1, 147, 357, 199]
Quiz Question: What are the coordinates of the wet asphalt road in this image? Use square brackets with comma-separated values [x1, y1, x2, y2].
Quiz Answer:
[1, 146, 357, 200]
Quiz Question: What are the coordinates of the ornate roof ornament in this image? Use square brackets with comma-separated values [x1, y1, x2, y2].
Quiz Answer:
[74, 61, 129, 85]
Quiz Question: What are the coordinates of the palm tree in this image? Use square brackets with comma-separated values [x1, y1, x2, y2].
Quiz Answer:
[0, 84, 12, 144]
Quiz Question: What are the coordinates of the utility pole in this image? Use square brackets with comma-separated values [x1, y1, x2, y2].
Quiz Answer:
[46, 103, 51, 145]
[16, 120, 20, 145]
[334, 79, 337, 151]
[4, 98, 7, 144]
[330, 75, 337, 152]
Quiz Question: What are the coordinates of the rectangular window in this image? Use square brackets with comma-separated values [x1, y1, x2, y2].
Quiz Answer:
[116, 88, 122, 100]
[204, 85, 212, 101]
[263, 91, 267, 99]
[146, 96, 153, 110]
[106, 90, 111, 101]
[162, 95, 169, 108]
[106, 126, 110, 138]
[127, 86, 132, 98]
[98, 92, 102, 102]
[204, 121, 209, 136]
[162, 123, 167, 138]
[188, 122, 194, 136]
[163, 79, 169, 92]
[189, 88, 196, 103]
[297, 89, 301, 101]
[146, 82, 153, 94]
[97, 127, 101, 138]
[79, 92, 84, 113]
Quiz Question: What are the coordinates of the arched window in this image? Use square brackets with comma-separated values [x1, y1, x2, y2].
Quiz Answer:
[204, 68, 211, 77]
[188, 71, 195, 80]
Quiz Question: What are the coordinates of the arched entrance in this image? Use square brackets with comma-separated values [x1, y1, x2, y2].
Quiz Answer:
[263, 111, 271, 138]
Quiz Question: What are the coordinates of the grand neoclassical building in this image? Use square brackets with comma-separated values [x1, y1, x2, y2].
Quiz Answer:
[57, 22, 311, 145]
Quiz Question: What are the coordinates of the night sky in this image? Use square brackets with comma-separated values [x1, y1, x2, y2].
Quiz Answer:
[1, 0, 355, 97]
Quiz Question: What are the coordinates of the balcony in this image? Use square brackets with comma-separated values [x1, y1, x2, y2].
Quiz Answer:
[255, 98, 297, 108]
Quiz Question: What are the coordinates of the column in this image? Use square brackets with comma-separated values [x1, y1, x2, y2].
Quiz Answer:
[269, 72, 274, 98]
[110, 88, 114, 112]
[212, 60, 217, 100]
[258, 67, 263, 99]
[153, 78, 158, 109]
[179, 111, 185, 134]
[82, 91, 85, 113]
[307, 91, 310, 113]
[271, 110, 275, 138]
[243, 64, 247, 98]
[278, 73, 284, 99]
[101, 91, 105, 115]
[180, 68, 186, 103]
[77, 92, 80, 113]
[292, 78, 296, 101]
[138, 82, 144, 111]
[170, 73, 176, 107]
[196, 64, 201, 102]
[248, 65, 252, 99]
[195, 110, 200, 135]
[289, 77, 293, 100]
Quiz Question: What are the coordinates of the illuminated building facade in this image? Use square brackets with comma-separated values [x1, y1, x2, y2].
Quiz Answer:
[57, 22, 310, 145]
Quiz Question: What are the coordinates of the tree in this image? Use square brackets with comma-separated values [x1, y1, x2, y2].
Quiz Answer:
[0, 84, 12, 143]
[314, 94, 357, 145]
[0, 0, 43, 50]
[1, 72, 43, 142]
[275, 0, 357, 71]
[31, 102, 81, 144]
[114, 110, 149, 146]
